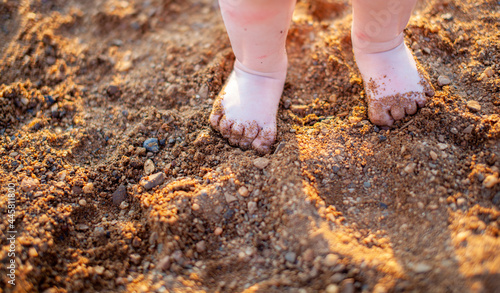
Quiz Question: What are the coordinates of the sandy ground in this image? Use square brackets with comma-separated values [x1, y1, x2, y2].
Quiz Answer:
[0, 0, 499, 292]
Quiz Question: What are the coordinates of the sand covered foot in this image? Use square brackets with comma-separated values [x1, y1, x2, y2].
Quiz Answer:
[354, 42, 435, 126]
[209, 61, 286, 154]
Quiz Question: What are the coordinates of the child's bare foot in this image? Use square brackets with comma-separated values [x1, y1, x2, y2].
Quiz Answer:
[209, 60, 286, 154]
[354, 42, 435, 126]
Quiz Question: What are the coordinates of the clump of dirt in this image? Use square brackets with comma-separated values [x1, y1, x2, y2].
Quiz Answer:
[0, 0, 499, 292]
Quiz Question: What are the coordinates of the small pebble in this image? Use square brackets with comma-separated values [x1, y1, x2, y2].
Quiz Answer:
[456, 231, 470, 242]
[437, 75, 451, 86]
[144, 159, 155, 175]
[324, 254, 339, 267]
[274, 142, 286, 154]
[441, 13, 453, 20]
[44, 95, 56, 106]
[483, 174, 499, 188]
[120, 201, 129, 210]
[224, 193, 238, 203]
[143, 138, 160, 153]
[82, 182, 94, 194]
[253, 157, 270, 169]
[404, 163, 417, 174]
[248, 201, 257, 214]
[483, 67, 494, 78]
[198, 84, 209, 99]
[466, 101, 481, 112]
[106, 85, 120, 97]
[429, 150, 438, 160]
[284, 251, 297, 263]
[196, 241, 206, 253]
[140, 172, 165, 190]
[29, 247, 38, 258]
[326, 284, 339, 293]
[340, 279, 354, 293]
[214, 227, 223, 236]
[149, 232, 159, 245]
[463, 125, 474, 134]
[193, 130, 211, 146]
[363, 182, 371, 188]
[456, 197, 466, 206]
[349, 116, 362, 124]
[76, 224, 89, 231]
[135, 147, 147, 156]
[157, 256, 171, 271]
[132, 237, 141, 248]
[428, 204, 438, 210]
[112, 39, 123, 46]
[378, 135, 387, 142]
[413, 263, 432, 273]
[94, 266, 105, 275]
[192, 203, 200, 211]
[78, 199, 87, 206]
[21, 177, 40, 192]
[238, 186, 249, 197]
[130, 254, 141, 265]
[331, 273, 345, 283]
[112, 185, 128, 206]
[303, 249, 314, 262]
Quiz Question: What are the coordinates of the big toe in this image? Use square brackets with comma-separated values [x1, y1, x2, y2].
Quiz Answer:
[219, 116, 234, 138]
[252, 125, 276, 154]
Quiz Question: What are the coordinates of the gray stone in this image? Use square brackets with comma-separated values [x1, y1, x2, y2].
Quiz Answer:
[143, 138, 159, 153]
[248, 201, 258, 214]
[285, 251, 297, 263]
[437, 75, 451, 86]
[112, 185, 128, 206]
[140, 172, 165, 190]
[413, 262, 432, 273]
[340, 278, 354, 293]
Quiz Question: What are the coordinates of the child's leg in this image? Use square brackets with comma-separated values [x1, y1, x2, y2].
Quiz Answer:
[352, 0, 434, 126]
[210, 0, 296, 154]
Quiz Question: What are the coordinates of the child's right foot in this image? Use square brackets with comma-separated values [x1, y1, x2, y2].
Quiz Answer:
[209, 60, 286, 154]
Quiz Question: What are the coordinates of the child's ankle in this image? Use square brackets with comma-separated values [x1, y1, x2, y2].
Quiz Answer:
[351, 29, 405, 54]
[234, 58, 288, 81]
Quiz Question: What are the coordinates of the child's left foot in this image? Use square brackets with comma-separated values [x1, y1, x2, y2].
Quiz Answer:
[209, 60, 286, 154]
[354, 42, 435, 126]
